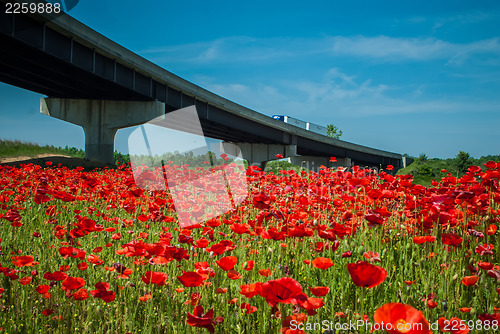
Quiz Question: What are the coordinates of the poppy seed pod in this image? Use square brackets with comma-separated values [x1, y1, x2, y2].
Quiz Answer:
[355, 245, 365, 256]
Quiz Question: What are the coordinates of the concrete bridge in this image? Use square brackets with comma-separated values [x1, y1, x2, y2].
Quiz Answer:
[0, 0, 404, 170]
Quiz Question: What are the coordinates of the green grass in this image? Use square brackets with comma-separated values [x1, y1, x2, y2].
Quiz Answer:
[398, 155, 500, 186]
[0, 139, 133, 166]
[0, 139, 85, 159]
[0, 162, 498, 333]
[397, 158, 459, 186]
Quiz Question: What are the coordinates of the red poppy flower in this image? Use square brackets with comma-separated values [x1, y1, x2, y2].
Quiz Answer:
[365, 212, 385, 226]
[34, 191, 51, 204]
[87, 254, 104, 265]
[216, 256, 238, 271]
[367, 189, 384, 200]
[258, 269, 272, 277]
[412, 236, 436, 244]
[308, 286, 330, 296]
[252, 192, 273, 210]
[206, 219, 221, 227]
[19, 277, 32, 285]
[283, 312, 308, 333]
[36, 285, 51, 294]
[258, 277, 307, 307]
[427, 299, 437, 309]
[476, 244, 494, 256]
[478, 313, 500, 323]
[484, 160, 497, 169]
[297, 296, 325, 315]
[2, 209, 23, 226]
[229, 223, 250, 235]
[314, 241, 325, 253]
[374, 303, 431, 334]
[342, 251, 352, 258]
[142, 271, 168, 286]
[177, 272, 205, 287]
[312, 257, 334, 270]
[487, 224, 497, 235]
[139, 294, 152, 302]
[12, 255, 35, 267]
[194, 262, 214, 278]
[90, 283, 116, 303]
[41, 309, 54, 317]
[461, 276, 479, 286]
[347, 261, 387, 288]
[240, 302, 258, 314]
[441, 233, 463, 247]
[478, 261, 494, 270]
[363, 251, 381, 263]
[242, 260, 255, 271]
[227, 270, 241, 280]
[77, 262, 87, 271]
[44, 271, 68, 281]
[92, 247, 103, 253]
[215, 288, 227, 294]
[186, 305, 216, 333]
[206, 240, 235, 256]
[93, 290, 116, 303]
[59, 265, 71, 272]
[74, 288, 89, 301]
[265, 227, 286, 241]
[59, 246, 86, 259]
[239, 283, 262, 298]
[62, 276, 85, 291]
[195, 238, 210, 248]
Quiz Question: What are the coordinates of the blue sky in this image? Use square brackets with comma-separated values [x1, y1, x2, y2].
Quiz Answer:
[1, 0, 499, 158]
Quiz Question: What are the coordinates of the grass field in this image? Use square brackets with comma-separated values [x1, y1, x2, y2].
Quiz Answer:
[0, 139, 84, 159]
[0, 140, 499, 333]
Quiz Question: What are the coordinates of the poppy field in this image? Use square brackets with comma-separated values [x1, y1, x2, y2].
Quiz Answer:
[0, 160, 499, 333]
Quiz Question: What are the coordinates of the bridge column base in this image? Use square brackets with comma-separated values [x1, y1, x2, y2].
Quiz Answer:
[288, 156, 352, 172]
[222, 142, 297, 170]
[41, 98, 165, 164]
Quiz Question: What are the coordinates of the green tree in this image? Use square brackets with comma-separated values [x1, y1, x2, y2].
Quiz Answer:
[418, 153, 428, 161]
[326, 124, 343, 139]
[455, 151, 473, 173]
[417, 164, 433, 177]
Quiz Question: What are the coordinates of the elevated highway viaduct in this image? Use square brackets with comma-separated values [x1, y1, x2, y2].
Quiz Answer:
[0, 0, 403, 170]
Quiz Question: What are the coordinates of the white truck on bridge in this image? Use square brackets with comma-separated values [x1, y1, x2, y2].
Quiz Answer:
[273, 115, 328, 137]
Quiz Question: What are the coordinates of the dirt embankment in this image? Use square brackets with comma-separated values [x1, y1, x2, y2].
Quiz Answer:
[0, 154, 116, 170]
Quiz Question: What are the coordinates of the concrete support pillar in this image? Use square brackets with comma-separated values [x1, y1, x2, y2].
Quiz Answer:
[402, 156, 414, 168]
[288, 156, 352, 172]
[41, 98, 165, 164]
[222, 142, 297, 169]
[82, 126, 117, 165]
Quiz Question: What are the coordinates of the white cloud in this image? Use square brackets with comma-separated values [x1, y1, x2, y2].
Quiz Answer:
[139, 34, 500, 67]
[326, 68, 356, 85]
[331, 36, 500, 62]
[139, 36, 327, 65]
[446, 38, 500, 65]
[198, 68, 499, 121]
[432, 11, 499, 31]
